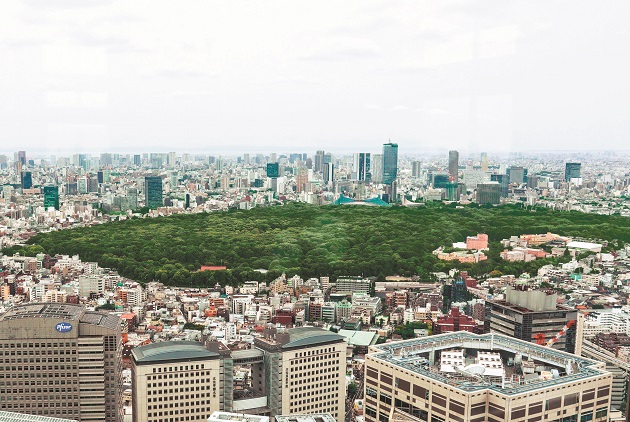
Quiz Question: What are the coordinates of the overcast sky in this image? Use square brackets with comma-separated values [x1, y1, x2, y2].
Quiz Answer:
[1, 0, 629, 156]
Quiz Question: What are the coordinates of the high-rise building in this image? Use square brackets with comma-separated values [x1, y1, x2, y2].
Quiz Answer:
[507, 166, 526, 184]
[485, 286, 578, 353]
[565, 162, 582, 182]
[411, 161, 422, 178]
[0, 303, 123, 422]
[43, 185, 60, 210]
[131, 342, 224, 422]
[17, 151, 26, 166]
[133, 154, 141, 166]
[314, 150, 325, 173]
[448, 150, 459, 181]
[490, 173, 509, 197]
[364, 332, 612, 422]
[370, 154, 383, 183]
[21, 171, 33, 189]
[267, 162, 280, 178]
[353, 153, 370, 181]
[480, 152, 488, 171]
[476, 182, 501, 205]
[323, 163, 334, 185]
[382, 142, 398, 185]
[144, 176, 163, 209]
[253, 327, 346, 421]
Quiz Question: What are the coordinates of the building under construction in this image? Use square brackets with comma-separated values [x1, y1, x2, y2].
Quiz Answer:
[484, 285, 578, 353]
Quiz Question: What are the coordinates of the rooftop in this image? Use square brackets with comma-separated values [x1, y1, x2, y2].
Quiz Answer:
[0, 411, 77, 422]
[207, 411, 270, 422]
[274, 414, 336, 422]
[255, 327, 345, 351]
[0, 303, 119, 330]
[368, 332, 608, 396]
[133, 341, 220, 365]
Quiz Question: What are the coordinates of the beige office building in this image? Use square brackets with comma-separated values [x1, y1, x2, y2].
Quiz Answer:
[131, 341, 223, 422]
[364, 332, 613, 422]
[0, 303, 123, 422]
[253, 327, 346, 422]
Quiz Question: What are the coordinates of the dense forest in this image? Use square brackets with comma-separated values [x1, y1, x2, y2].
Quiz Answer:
[10, 203, 630, 287]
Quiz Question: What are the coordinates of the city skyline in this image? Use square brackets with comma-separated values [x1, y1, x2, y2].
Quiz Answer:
[2, 1, 630, 153]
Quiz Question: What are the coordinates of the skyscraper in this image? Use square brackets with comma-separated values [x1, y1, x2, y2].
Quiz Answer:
[480, 152, 488, 171]
[353, 153, 371, 181]
[144, 176, 163, 209]
[266, 162, 280, 178]
[448, 150, 459, 181]
[565, 162, 582, 181]
[323, 162, 334, 185]
[43, 185, 60, 210]
[370, 154, 383, 183]
[0, 303, 123, 422]
[17, 150, 26, 166]
[133, 154, 141, 166]
[314, 150, 325, 173]
[21, 171, 32, 189]
[253, 327, 346, 421]
[382, 142, 398, 185]
[411, 161, 422, 178]
[476, 182, 501, 205]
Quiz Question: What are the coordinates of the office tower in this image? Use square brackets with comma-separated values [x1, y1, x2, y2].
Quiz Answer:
[127, 188, 138, 210]
[476, 182, 501, 205]
[100, 153, 113, 167]
[314, 150, 325, 173]
[485, 286, 578, 353]
[21, 171, 32, 189]
[431, 173, 449, 189]
[444, 182, 463, 202]
[370, 154, 383, 183]
[353, 153, 371, 181]
[43, 185, 60, 210]
[323, 163, 334, 184]
[335, 277, 371, 295]
[565, 162, 582, 182]
[253, 327, 346, 422]
[411, 161, 422, 178]
[17, 150, 26, 166]
[507, 166, 526, 184]
[382, 142, 398, 185]
[0, 303, 123, 422]
[480, 152, 488, 171]
[269, 153, 277, 163]
[97, 171, 104, 184]
[167, 151, 177, 167]
[448, 150, 459, 181]
[490, 173, 509, 197]
[133, 154, 141, 166]
[295, 167, 308, 193]
[363, 332, 612, 422]
[131, 342, 223, 422]
[266, 162, 280, 178]
[144, 176, 163, 209]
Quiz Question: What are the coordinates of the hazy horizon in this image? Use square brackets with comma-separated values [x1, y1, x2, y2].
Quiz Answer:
[2, 0, 629, 153]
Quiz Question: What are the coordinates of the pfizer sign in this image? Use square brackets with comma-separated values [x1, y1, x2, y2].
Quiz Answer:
[55, 322, 72, 333]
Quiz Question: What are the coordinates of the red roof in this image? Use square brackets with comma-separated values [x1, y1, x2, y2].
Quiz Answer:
[200, 266, 227, 271]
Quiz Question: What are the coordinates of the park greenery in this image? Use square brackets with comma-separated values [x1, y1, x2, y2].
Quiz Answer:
[7, 203, 630, 287]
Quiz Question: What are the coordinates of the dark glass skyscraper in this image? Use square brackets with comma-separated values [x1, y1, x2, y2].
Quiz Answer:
[266, 162, 280, 178]
[382, 142, 398, 185]
[144, 176, 163, 209]
[43, 185, 60, 210]
[565, 162, 581, 181]
[21, 171, 32, 189]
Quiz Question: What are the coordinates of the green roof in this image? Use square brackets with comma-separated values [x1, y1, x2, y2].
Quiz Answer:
[133, 341, 219, 364]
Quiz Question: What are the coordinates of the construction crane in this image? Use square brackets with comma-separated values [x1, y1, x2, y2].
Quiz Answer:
[533, 320, 576, 347]
[545, 320, 576, 348]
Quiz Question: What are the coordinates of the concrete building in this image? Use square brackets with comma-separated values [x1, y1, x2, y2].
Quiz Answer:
[131, 341, 224, 422]
[275, 414, 336, 422]
[207, 412, 269, 422]
[253, 327, 346, 422]
[0, 303, 123, 422]
[364, 332, 612, 422]
[0, 411, 77, 422]
[334, 277, 371, 296]
[485, 286, 578, 353]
